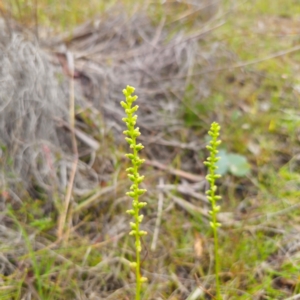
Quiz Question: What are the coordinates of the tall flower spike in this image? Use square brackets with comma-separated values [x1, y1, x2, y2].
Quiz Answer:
[121, 85, 147, 300]
[204, 122, 222, 300]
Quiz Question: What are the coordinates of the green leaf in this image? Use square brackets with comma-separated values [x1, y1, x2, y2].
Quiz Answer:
[215, 149, 229, 175]
[227, 153, 251, 177]
[216, 150, 250, 177]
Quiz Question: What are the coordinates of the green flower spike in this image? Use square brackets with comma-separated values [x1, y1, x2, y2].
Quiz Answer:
[204, 122, 222, 300]
[121, 85, 147, 300]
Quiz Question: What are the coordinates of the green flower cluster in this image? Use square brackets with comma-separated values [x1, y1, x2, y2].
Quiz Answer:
[121, 85, 147, 299]
[204, 121, 222, 299]
[204, 122, 222, 229]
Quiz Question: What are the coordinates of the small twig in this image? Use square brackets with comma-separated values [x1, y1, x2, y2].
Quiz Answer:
[191, 273, 216, 300]
[73, 182, 125, 213]
[54, 116, 100, 150]
[140, 135, 205, 152]
[169, 193, 237, 227]
[145, 159, 204, 182]
[157, 182, 208, 204]
[151, 178, 164, 251]
[154, 43, 300, 82]
[170, 193, 209, 219]
[26, 281, 41, 300]
[285, 294, 300, 300]
[167, 1, 219, 25]
[247, 201, 300, 222]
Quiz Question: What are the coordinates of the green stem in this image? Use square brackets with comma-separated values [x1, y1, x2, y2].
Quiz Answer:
[135, 223, 141, 300]
[133, 130, 141, 299]
[213, 227, 221, 300]
[210, 171, 221, 299]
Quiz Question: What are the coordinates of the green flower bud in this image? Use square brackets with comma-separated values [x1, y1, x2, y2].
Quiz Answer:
[138, 230, 147, 236]
[130, 222, 137, 229]
[138, 202, 147, 208]
[125, 137, 133, 144]
[126, 191, 136, 197]
[130, 262, 137, 268]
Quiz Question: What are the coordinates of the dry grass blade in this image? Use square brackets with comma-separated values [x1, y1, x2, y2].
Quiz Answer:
[57, 52, 78, 241]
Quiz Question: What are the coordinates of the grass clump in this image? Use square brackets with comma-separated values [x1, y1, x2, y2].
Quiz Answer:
[121, 85, 147, 300]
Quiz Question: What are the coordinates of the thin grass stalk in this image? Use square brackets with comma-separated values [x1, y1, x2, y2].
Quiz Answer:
[57, 53, 78, 241]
